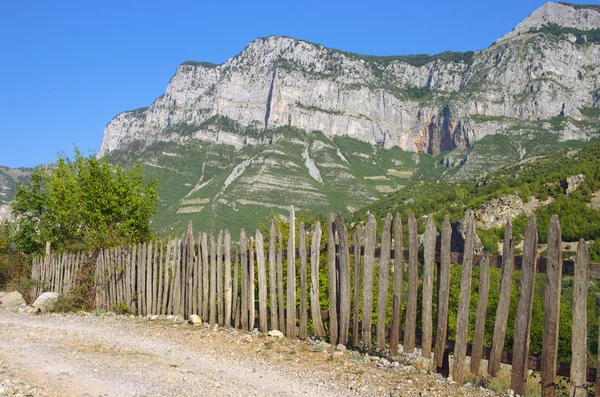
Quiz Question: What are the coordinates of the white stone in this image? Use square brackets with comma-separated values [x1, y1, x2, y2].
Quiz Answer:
[33, 292, 59, 313]
[0, 291, 26, 311]
[268, 330, 284, 339]
[188, 314, 202, 326]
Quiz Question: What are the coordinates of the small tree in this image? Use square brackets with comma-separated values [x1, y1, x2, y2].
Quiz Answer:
[12, 150, 158, 254]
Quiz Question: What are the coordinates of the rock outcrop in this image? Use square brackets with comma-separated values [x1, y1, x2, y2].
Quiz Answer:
[98, 2, 600, 159]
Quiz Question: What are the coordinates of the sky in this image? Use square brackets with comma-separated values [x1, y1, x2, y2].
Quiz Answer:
[1, 0, 597, 168]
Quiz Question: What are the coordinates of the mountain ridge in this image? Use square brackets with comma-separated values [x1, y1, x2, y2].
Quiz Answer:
[99, 2, 600, 162]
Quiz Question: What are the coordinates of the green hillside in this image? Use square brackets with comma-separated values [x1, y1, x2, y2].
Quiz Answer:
[353, 140, 600, 260]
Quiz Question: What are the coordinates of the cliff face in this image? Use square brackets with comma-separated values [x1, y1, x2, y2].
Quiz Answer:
[98, 3, 600, 159]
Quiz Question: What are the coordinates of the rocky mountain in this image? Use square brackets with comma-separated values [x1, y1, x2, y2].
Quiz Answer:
[95, 2, 600, 232]
[100, 2, 600, 160]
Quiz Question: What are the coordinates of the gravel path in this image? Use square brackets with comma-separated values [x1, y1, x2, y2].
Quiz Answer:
[0, 310, 498, 396]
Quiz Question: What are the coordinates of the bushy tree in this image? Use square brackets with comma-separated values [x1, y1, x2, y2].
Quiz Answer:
[12, 150, 158, 254]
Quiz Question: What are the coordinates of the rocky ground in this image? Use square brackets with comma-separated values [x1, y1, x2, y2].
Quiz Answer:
[0, 310, 502, 397]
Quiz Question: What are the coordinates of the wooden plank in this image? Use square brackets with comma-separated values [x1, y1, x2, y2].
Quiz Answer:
[541, 215, 562, 397]
[453, 214, 475, 382]
[196, 233, 202, 317]
[352, 226, 362, 348]
[422, 215, 436, 358]
[175, 239, 184, 317]
[404, 213, 418, 353]
[511, 217, 539, 394]
[390, 215, 403, 356]
[298, 223, 308, 340]
[376, 214, 392, 349]
[488, 219, 515, 377]
[337, 214, 351, 346]
[256, 230, 268, 333]
[159, 241, 167, 315]
[209, 230, 217, 327]
[269, 220, 278, 331]
[310, 221, 325, 338]
[277, 230, 285, 334]
[362, 214, 376, 348]
[139, 243, 146, 315]
[224, 230, 232, 328]
[156, 242, 163, 315]
[248, 236, 255, 332]
[233, 251, 240, 329]
[327, 212, 338, 345]
[152, 239, 159, 314]
[240, 229, 248, 331]
[570, 239, 589, 397]
[286, 206, 296, 338]
[217, 230, 224, 325]
[470, 254, 490, 375]
[146, 242, 153, 315]
[201, 233, 209, 321]
[167, 240, 176, 315]
[186, 223, 194, 318]
[192, 236, 198, 316]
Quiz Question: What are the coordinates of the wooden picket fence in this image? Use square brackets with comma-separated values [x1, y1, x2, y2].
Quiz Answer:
[30, 208, 600, 397]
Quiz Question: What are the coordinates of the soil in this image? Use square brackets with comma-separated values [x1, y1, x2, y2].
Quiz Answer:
[0, 310, 499, 396]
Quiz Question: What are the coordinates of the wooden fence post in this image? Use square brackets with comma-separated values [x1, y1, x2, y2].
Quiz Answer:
[217, 230, 224, 325]
[470, 254, 490, 375]
[337, 214, 351, 346]
[570, 239, 589, 397]
[422, 215, 436, 358]
[362, 214, 376, 347]
[541, 215, 562, 397]
[310, 221, 326, 338]
[352, 225, 362, 348]
[277, 230, 285, 334]
[233, 251, 240, 329]
[269, 220, 278, 331]
[511, 216, 538, 394]
[327, 213, 338, 345]
[298, 223, 308, 340]
[453, 214, 475, 382]
[256, 229, 268, 333]
[201, 232, 209, 320]
[240, 229, 248, 330]
[209, 230, 217, 326]
[404, 213, 418, 353]
[286, 206, 296, 338]
[390, 215, 403, 356]
[249, 236, 255, 331]
[376, 214, 392, 349]
[224, 230, 232, 328]
[489, 219, 515, 377]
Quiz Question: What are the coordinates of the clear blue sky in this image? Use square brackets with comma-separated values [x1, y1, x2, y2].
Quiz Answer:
[1, 0, 596, 168]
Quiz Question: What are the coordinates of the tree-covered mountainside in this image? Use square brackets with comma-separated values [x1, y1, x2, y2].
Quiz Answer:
[353, 140, 600, 260]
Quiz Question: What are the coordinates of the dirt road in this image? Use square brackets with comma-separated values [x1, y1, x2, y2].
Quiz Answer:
[0, 311, 496, 396]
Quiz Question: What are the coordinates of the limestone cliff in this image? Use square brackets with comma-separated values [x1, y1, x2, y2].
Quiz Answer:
[99, 2, 600, 159]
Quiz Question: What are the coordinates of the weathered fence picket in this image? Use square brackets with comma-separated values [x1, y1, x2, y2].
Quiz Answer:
[390, 215, 402, 356]
[298, 223, 308, 340]
[404, 213, 418, 353]
[511, 217, 538, 394]
[542, 216, 562, 397]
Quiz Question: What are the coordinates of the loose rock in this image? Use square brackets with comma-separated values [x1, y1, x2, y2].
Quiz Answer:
[33, 292, 60, 313]
[268, 330, 284, 339]
[188, 314, 202, 326]
[0, 291, 26, 311]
